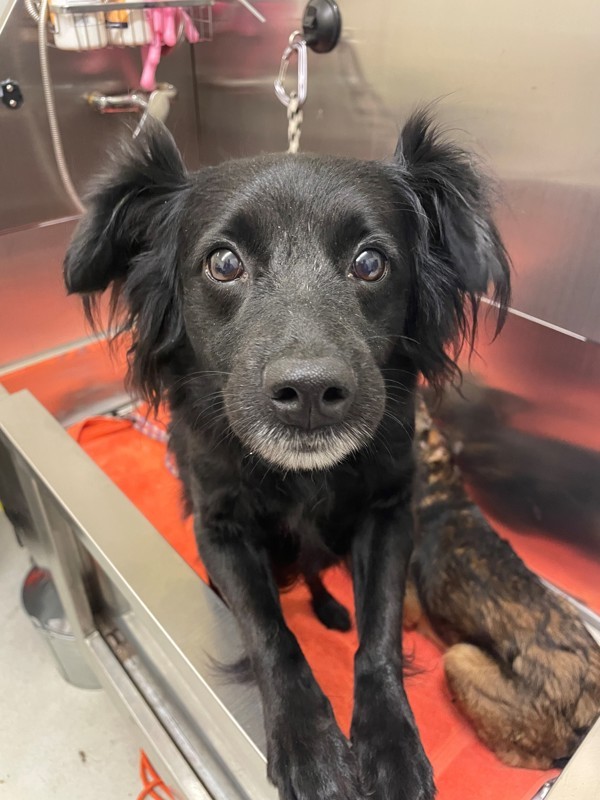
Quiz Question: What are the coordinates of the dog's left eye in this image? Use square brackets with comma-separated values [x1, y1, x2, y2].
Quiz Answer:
[206, 249, 245, 282]
[351, 250, 387, 282]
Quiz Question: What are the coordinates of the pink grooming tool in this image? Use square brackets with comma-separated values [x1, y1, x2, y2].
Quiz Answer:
[140, 25, 162, 90]
[163, 7, 177, 46]
[152, 6, 163, 37]
[139, 3, 200, 91]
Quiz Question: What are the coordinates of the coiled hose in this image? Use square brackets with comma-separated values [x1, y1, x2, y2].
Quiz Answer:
[26, 0, 85, 213]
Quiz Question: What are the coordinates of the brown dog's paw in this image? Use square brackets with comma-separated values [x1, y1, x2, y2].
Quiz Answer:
[402, 579, 423, 630]
[444, 643, 557, 769]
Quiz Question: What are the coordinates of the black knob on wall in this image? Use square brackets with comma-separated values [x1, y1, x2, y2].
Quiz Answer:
[1, 79, 23, 110]
[302, 0, 342, 54]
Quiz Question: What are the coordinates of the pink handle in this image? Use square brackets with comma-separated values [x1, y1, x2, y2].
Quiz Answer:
[139, 5, 200, 91]
[140, 6, 164, 91]
[152, 7, 163, 36]
[163, 7, 177, 46]
[140, 32, 162, 90]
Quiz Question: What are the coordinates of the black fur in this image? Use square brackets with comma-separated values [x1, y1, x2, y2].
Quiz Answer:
[65, 113, 510, 800]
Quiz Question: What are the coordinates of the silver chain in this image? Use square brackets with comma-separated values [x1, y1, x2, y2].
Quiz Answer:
[287, 92, 303, 154]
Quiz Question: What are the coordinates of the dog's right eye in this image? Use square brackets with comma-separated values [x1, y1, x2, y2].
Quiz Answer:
[206, 249, 245, 282]
[351, 249, 388, 282]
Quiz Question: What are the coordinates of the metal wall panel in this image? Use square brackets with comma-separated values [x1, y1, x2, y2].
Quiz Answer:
[450, 311, 600, 554]
[0, 0, 201, 232]
[0, 1, 598, 383]
[193, 0, 600, 341]
[0, 219, 82, 365]
[0, 0, 201, 369]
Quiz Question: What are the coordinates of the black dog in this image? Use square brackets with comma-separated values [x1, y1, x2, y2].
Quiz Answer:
[64, 111, 510, 800]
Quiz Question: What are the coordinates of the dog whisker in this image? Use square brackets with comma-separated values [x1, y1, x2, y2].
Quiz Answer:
[170, 369, 232, 391]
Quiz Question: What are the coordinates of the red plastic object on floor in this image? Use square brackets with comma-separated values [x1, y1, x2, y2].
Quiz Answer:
[138, 751, 175, 800]
[69, 413, 600, 800]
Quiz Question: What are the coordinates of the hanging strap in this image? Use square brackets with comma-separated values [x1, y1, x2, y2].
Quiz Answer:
[287, 92, 303, 154]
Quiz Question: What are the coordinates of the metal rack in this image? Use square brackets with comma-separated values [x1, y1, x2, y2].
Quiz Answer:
[44, 0, 214, 50]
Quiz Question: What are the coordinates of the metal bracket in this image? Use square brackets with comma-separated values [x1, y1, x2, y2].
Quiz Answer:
[302, 0, 342, 54]
[1, 79, 23, 110]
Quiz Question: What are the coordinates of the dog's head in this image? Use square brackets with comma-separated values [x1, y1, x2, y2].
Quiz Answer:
[65, 112, 510, 471]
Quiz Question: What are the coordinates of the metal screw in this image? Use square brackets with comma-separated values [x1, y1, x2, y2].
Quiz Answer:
[9, 98, 17, 107]
[6, 83, 13, 92]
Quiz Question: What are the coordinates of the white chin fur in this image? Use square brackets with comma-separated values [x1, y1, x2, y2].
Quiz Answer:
[247, 426, 367, 471]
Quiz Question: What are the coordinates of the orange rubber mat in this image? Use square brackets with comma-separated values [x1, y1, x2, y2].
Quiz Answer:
[66, 413, 600, 800]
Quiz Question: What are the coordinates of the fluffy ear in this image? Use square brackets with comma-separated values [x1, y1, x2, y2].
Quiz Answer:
[64, 122, 190, 406]
[392, 111, 511, 387]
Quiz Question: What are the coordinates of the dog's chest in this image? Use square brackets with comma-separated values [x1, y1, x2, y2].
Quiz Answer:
[266, 472, 358, 578]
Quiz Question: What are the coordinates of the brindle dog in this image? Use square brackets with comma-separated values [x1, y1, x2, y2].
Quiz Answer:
[406, 397, 600, 769]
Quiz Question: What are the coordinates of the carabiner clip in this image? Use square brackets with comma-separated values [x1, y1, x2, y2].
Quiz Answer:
[274, 31, 308, 109]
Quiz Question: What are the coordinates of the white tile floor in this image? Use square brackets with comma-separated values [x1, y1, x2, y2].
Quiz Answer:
[0, 512, 140, 799]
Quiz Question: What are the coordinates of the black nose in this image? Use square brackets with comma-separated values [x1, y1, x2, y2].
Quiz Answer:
[264, 357, 356, 430]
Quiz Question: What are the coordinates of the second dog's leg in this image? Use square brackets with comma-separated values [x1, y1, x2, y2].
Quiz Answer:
[351, 505, 435, 800]
[444, 643, 558, 769]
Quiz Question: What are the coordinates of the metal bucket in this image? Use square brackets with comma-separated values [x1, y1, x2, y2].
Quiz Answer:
[22, 566, 100, 690]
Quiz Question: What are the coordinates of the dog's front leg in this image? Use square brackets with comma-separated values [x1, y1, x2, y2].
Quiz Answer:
[351, 505, 435, 800]
[197, 518, 362, 800]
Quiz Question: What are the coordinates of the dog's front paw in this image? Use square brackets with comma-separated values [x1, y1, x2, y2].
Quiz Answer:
[352, 686, 435, 800]
[266, 705, 363, 800]
[354, 728, 434, 800]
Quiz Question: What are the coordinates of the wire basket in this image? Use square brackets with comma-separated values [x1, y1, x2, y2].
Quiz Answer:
[45, 0, 213, 50]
